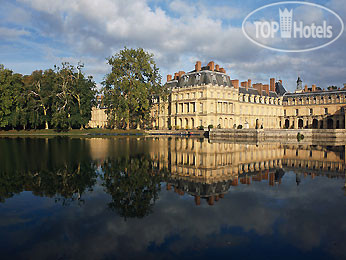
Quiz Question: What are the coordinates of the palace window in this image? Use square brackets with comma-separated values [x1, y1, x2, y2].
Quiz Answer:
[324, 108, 328, 114]
[200, 92, 203, 98]
[309, 108, 313, 115]
[296, 109, 299, 116]
[187, 93, 190, 99]
[196, 73, 201, 81]
[200, 103, 203, 112]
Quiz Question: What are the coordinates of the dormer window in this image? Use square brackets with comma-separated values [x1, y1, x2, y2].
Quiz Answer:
[195, 73, 201, 81]
[211, 73, 217, 83]
[223, 75, 227, 85]
[183, 75, 189, 83]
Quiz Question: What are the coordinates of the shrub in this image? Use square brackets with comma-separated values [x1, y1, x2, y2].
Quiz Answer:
[155, 126, 159, 130]
[175, 126, 180, 130]
[198, 125, 204, 130]
[237, 125, 243, 129]
[208, 124, 214, 130]
[168, 125, 172, 130]
[217, 124, 221, 129]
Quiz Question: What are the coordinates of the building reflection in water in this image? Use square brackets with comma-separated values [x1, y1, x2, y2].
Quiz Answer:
[136, 137, 346, 206]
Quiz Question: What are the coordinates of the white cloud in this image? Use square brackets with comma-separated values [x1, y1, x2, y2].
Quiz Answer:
[1, 0, 345, 91]
[0, 27, 30, 39]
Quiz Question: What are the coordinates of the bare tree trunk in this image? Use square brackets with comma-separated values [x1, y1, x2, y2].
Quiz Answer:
[43, 107, 49, 129]
[126, 111, 130, 130]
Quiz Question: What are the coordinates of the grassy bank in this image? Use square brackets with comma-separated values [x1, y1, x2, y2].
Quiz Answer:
[0, 129, 145, 136]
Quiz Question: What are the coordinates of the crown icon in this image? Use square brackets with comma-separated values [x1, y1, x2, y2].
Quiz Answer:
[279, 8, 293, 38]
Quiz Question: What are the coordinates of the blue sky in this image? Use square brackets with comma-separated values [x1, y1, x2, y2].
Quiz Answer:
[0, 0, 345, 92]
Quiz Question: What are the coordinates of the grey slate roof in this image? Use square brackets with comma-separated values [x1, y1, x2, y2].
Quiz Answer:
[275, 82, 287, 96]
[283, 89, 346, 101]
[239, 87, 278, 98]
[166, 70, 233, 88]
[166, 68, 286, 99]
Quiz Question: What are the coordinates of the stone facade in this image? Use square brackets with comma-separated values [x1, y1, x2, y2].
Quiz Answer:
[88, 96, 108, 128]
[282, 91, 346, 129]
[152, 61, 346, 130]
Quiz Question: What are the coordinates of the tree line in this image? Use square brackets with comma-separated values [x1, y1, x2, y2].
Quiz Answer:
[0, 47, 168, 130]
[0, 62, 96, 130]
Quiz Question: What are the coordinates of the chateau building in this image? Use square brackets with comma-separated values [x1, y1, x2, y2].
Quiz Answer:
[152, 61, 346, 130]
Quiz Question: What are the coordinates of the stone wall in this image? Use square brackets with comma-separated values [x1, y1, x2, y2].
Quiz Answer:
[210, 129, 346, 143]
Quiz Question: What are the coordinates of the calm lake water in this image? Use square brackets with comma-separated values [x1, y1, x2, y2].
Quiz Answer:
[0, 137, 346, 259]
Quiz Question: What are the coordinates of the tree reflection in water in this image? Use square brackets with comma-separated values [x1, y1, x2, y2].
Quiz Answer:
[101, 155, 165, 219]
[0, 137, 98, 205]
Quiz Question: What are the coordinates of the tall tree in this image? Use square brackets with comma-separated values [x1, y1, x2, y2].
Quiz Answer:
[52, 62, 96, 130]
[0, 65, 23, 129]
[25, 69, 55, 129]
[102, 47, 166, 129]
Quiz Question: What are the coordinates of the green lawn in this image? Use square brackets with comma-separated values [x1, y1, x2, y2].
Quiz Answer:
[0, 128, 145, 136]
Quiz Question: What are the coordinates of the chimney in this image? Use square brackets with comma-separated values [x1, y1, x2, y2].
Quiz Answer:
[215, 64, 220, 71]
[220, 68, 226, 73]
[178, 71, 185, 77]
[208, 61, 215, 71]
[270, 78, 275, 91]
[241, 81, 248, 88]
[312, 84, 316, 92]
[174, 72, 179, 80]
[279, 80, 282, 84]
[263, 84, 269, 95]
[167, 74, 172, 82]
[253, 83, 263, 95]
[231, 79, 239, 89]
[195, 61, 201, 72]
[304, 84, 308, 92]
[248, 79, 252, 88]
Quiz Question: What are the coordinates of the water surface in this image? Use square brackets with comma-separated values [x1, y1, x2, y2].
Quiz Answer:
[0, 137, 345, 259]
